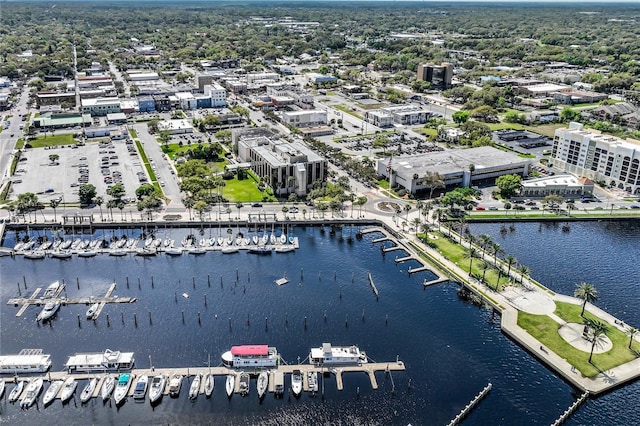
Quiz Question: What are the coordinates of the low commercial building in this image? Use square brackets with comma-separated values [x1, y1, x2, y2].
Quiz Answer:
[519, 83, 570, 98]
[33, 112, 92, 129]
[364, 110, 394, 128]
[365, 104, 429, 127]
[137, 95, 155, 112]
[158, 119, 193, 134]
[553, 90, 608, 105]
[377, 146, 530, 194]
[81, 97, 121, 116]
[281, 109, 327, 128]
[36, 91, 76, 107]
[106, 112, 127, 125]
[552, 122, 640, 194]
[521, 175, 594, 198]
[128, 71, 160, 82]
[306, 73, 338, 85]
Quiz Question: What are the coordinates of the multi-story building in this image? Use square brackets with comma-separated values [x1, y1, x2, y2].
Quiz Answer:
[416, 63, 453, 89]
[364, 104, 429, 128]
[233, 128, 327, 196]
[281, 110, 327, 128]
[81, 97, 121, 116]
[266, 84, 314, 109]
[137, 95, 155, 112]
[204, 83, 227, 107]
[552, 122, 640, 194]
[364, 110, 394, 128]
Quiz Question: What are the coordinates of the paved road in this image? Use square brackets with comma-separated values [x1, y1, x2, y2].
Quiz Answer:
[0, 85, 30, 185]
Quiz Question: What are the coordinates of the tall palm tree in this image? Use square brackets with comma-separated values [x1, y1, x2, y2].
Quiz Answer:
[574, 282, 598, 316]
[411, 217, 421, 234]
[95, 196, 104, 221]
[479, 261, 490, 284]
[627, 327, 638, 349]
[584, 318, 608, 364]
[183, 197, 195, 221]
[505, 255, 517, 279]
[49, 199, 60, 223]
[464, 247, 478, 276]
[494, 267, 503, 291]
[117, 202, 125, 221]
[517, 265, 531, 285]
[236, 202, 243, 220]
[403, 203, 411, 222]
[423, 171, 445, 199]
[478, 234, 492, 256]
[489, 242, 504, 265]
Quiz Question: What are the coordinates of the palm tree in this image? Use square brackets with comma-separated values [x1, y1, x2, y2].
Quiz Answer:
[49, 199, 60, 222]
[627, 327, 638, 349]
[479, 261, 490, 283]
[455, 216, 467, 244]
[117, 202, 125, 221]
[226, 207, 232, 221]
[235, 202, 243, 220]
[95, 196, 104, 221]
[574, 282, 598, 316]
[584, 318, 608, 364]
[517, 265, 531, 285]
[107, 199, 116, 221]
[423, 171, 445, 199]
[489, 242, 504, 265]
[411, 217, 421, 234]
[478, 234, 492, 256]
[403, 203, 411, 222]
[505, 255, 517, 279]
[464, 247, 478, 276]
[494, 267, 503, 291]
[183, 197, 195, 221]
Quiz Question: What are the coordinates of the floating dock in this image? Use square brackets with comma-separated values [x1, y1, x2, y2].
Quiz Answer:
[446, 382, 492, 426]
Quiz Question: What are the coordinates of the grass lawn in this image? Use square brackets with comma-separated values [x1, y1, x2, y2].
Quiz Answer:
[486, 122, 525, 131]
[523, 123, 566, 138]
[221, 177, 267, 202]
[129, 128, 138, 138]
[24, 134, 76, 148]
[430, 231, 510, 290]
[412, 127, 438, 137]
[15, 138, 25, 149]
[518, 302, 640, 376]
[377, 179, 390, 189]
[334, 104, 363, 119]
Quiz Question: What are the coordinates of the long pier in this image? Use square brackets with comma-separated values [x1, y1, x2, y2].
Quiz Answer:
[550, 391, 589, 426]
[446, 382, 492, 426]
[4, 360, 405, 401]
[7, 282, 135, 318]
[367, 272, 380, 298]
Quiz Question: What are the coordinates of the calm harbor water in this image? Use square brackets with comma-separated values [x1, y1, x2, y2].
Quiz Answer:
[0, 223, 638, 425]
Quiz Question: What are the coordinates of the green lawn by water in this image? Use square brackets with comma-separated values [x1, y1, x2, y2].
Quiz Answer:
[221, 177, 270, 202]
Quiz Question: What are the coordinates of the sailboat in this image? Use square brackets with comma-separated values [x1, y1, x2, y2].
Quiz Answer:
[204, 354, 214, 398]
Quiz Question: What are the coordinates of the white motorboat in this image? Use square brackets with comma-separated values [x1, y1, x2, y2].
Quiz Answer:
[60, 239, 72, 250]
[275, 246, 295, 253]
[252, 235, 259, 245]
[257, 371, 268, 399]
[148, 374, 166, 404]
[116, 238, 127, 249]
[307, 371, 318, 393]
[39, 240, 53, 251]
[163, 238, 172, 247]
[127, 239, 138, 249]
[101, 374, 115, 401]
[135, 248, 157, 257]
[204, 373, 214, 398]
[153, 239, 162, 248]
[145, 237, 154, 248]
[165, 247, 183, 256]
[0, 379, 4, 400]
[42, 281, 60, 298]
[43, 379, 63, 406]
[9, 380, 24, 402]
[80, 240, 91, 250]
[113, 373, 133, 405]
[14, 241, 24, 251]
[80, 377, 97, 403]
[60, 377, 77, 403]
[217, 237, 224, 246]
[51, 250, 72, 259]
[20, 377, 43, 409]
[36, 300, 60, 322]
[52, 239, 62, 250]
[168, 374, 182, 398]
[132, 375, 148, 400]
[221, 345, 279, 368]
[238, 372, 249, 397]
[108, 250, 127, 257]
[289, 236, 295, 244]
[86, 302, 99, 320]
[270, 234, 277, 245]
[280, 234, 287, 244]
[78, 250, 97, 258]
[71, 238, 82, 250]
[221, 247, 239, 254]
[189, 373, 201, 400]
[291, 370, 303, 396]
[309, 343, 368, 366]
[24, 251, 46, 259]
[225, 374, 235, 398]
[188, 247, 206, 255]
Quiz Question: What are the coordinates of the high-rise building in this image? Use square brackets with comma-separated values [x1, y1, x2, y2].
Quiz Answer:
[416, 63, 453, 89]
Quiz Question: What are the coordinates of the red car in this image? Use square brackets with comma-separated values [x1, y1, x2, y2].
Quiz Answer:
[475, 206, 486, 210]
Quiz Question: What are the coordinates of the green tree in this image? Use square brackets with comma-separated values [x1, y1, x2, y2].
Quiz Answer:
[560, 107, 580, 122]
[106, 183, 126, 202]
[48, 154, 60, 163]
[464, 246, 478, 276]
[574, 282, 598, 316]
[135, 183, 157, 200]
[583, 318, 608, 364]
[505, 255, 517, 279]
[147, 119, 160, 134]
[627, 327, 638, 349]
[183, 196, 196, 220]
[495, 174, 522, 198]
[95, 196, 104, 221]
[504, 111, 527, 124]
[79, 184, 97, 206]
[157, 130, 171, 146]
[423, 171, 445, 199]
[49, 198, 60, 222]
[471, 105, 498, 123]
[452, 110, 470, 125]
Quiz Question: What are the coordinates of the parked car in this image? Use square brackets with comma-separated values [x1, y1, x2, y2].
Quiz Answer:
[475, 206, 486, 210]
[252, 203, 263, 208]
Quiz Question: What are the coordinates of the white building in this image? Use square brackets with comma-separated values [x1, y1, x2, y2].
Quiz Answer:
[364, 110, 394, 128]
[281, 110, 327, 128]
[521, 175, 594, 198]
[246, 72, 280, 84]
[128, 72, 160, 82]
[158, 119, 193, 134]
[204, 83, 227, 107]
[81, 97, 121, 116]
[552, 122, 640, 194]
[365, 104, 429, 127]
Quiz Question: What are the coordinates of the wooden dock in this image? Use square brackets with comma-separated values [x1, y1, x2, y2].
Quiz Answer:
[423, 277, 449, 287]
[367, 272, 380, 298]
[7, 282, 135, 318]
[395, 256, 415, 263]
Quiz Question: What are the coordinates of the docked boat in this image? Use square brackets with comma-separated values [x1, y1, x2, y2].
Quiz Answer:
[165, 247, 183, 256]
[24, 251, 46, 259]
[189, 373, 201, 400]
[71, 238, 83, 250]
[51, 250, 72, 259]
[132, 375, 148, 400]
[0, 349, 52, 374]
[270, 234, 277, 245]
[20, 377, 43, 408]
[101, 374, 115, 401]
[43, 379, 63, 406]
[0, 379, 4, 400]
[308, 371, 318, 393]
[135, 248, 157, 257]
[36, 300, 60, 322]
[42, 281, 61, 298]
[40, 240, 53, 251]
[280, 234, 287, 244]
[60, 239, 72, 250]
[65, 349, 135, 373]
[145, 237, 154, 248]
[148, 374, 166, 404]
[217, 237, 224, 246]
[252, 235, 259, 245]
[9, 380, 25, 403]
[274, 371, 284, 397]
[221, 345, 279, 369]
[221, 247, 239, 254]
[275, 246, 295, 253]
[204, 373, 214, 398]
[77, 250, 97, 258]
[80, 377, 97, 403]
[86, 302, 99, 320]
[113, 373, 133, 405]
[168, 374, 183, 398]
[248, 247, 271, 255]
[60, 377, 77, 403]
[188, 247, 206, 255]
[291, 370, 303, 396]
[257, 371, 268, 399]
[225, 374, 235, 398]
[309, 343, 368, 366]
[14, 241, 24, 251]
[108, 249, 127, 257]
[238, 372, 249, 396]
[80, 240, 91, 250]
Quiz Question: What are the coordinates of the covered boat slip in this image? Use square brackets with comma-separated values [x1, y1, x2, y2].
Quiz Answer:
[64, 349, 135, 373]
[0, 349, 52, 374]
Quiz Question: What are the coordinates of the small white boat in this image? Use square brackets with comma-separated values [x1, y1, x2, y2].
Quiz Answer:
[86, 302, 99, 320]
[289, 236, 295, 244]
[270, 234, 277, 245]
[148, 374, 166, 404]
[71, 238, 82, 250]
[291, 370, 302, 396]
[221, 247, 239, 254]
[165, 247, 183, 256]
[108, 250, 127, 257]
[14, 241, 24, 251]
[113, 373, 133, 405]
[90, 240, 102, 250]
[280, 234, 287, 244]
[43, 379, 63, 406]
[61, 239, 72, 250]
[145, 237, 154, 248]
[204, 373, 214, 398]
[188, 247, 206, 255]
[101, 375, 115, 401]
[163, 239, 173, 247]
[51, 250, 72, 259]
[116, 239, 127, 249]
[225, 374, 235, 398]
[257, 371, 268, 399]
[40, 240, 53, 251]
[36, 300, 60, 322]
[126, 239, 138, 249]
[20, 377, 43, 408]
[135, 248, 157, 257]
[275, 246, 295, 253]
[80, 240, 91, 250]
[78, 250, 97, 258]
[24, 251, 46, 259]
[60, 377, 77, 403]
[132, 375, 148, 400]
[169, 374, 182, 398]
[252, 235, 259, 245]
[52, 239, 62, 250]
[9, 380, 24, 402]
[153, 239, 162, 248]
[0, 379, 4, 400]
[239, 372, 249, 397]
[42, 281, 60, 298]
[307, 371, 318, 393]
[217, 237, 224, 246]
[189, 373, 201, 400]
[81, 377, 97, 403]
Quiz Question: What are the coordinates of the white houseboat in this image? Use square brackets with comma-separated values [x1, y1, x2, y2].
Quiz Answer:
[309, 343, 368, 366]
[64, 349, 135, 373]
[0, 349, 52, 374]
[221, 345, 279, 368]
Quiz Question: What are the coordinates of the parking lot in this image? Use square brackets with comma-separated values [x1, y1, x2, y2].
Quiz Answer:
[11, 137, 147, 204]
